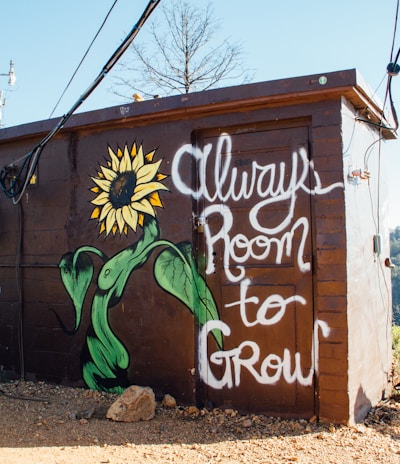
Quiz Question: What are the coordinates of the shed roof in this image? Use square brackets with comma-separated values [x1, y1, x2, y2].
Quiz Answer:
[0, 68, 394, 142]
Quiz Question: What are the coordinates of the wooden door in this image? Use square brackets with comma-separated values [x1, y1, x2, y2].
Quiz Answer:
[194, 122, 315, 416]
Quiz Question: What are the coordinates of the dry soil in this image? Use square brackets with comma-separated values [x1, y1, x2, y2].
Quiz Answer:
[0, 380, 400, 464]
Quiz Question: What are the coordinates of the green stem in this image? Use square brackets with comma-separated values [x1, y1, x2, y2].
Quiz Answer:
[83, 291, 129, 393]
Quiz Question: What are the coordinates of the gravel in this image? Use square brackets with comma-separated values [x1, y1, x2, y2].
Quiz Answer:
[0, 380, 400, 463]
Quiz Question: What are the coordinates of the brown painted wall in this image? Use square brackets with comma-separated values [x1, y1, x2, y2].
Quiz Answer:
[0, 69, 393, 423]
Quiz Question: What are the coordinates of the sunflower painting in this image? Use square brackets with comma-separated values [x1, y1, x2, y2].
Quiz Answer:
[90, 143, 168, 236]
[58, 141, 222, 394]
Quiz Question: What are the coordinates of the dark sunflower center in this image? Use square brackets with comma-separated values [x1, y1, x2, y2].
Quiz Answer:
[109, 172, 137, 208]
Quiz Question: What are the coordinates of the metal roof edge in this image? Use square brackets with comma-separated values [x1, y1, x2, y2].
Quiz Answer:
[0, 68, 392, 142]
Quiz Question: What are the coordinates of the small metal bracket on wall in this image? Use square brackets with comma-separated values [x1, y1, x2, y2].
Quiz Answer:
[193, 215, 206, 233]
[347, 165, 370, 186]
[373, 234, 382, 256]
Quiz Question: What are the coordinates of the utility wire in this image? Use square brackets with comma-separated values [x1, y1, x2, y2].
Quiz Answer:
[383, 0, 400, 131]
[49, 0, 119, 119]
[367, 1, 400, 237]
[0, 0, 161, 204]
[357, 0, 400, 132]
[16, 202, 24, 381]
[390, 0, 400, 62]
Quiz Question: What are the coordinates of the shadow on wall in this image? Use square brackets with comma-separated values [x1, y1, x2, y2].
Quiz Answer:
[354, 385, 373, 423]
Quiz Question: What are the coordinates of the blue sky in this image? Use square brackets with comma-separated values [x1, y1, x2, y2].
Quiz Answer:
[1, 0, 400, 225]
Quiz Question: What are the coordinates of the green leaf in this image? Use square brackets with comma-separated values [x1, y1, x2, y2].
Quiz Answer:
[154, 242, 223, 348]
[59, 251, 94, 332]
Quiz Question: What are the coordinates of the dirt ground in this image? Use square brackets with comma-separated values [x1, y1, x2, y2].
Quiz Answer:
[0, 381, 400, 464]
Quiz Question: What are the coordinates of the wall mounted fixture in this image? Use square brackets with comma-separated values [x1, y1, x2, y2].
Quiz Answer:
[0, 60, 16, 127]
[385, 257, 395, 268]
[347, 165, 370, 186]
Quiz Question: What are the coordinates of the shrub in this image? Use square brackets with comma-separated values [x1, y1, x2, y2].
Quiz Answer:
[392, 326, 400, 388]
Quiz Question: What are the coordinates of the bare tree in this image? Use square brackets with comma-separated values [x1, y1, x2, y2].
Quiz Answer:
[111, 1, 253, 99]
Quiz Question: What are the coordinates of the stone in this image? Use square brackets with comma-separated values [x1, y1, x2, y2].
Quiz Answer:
[188, 406, 200, 415]
[162, 394, 177, 408]
[106, 385, 156, 422]
[242, 418, 253, 428]
[77, 407, 95, 420]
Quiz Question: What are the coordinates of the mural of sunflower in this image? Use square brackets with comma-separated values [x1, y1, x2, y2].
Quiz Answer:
[90, 143, 168, 236]
[59, 138, 222, 393]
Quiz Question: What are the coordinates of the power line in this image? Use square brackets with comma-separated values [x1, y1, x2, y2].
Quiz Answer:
[0, 0, 161, 204]
[48, 0, 119, 119]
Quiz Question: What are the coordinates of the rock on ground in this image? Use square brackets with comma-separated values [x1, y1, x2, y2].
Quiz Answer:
[106, 385, 156, 422]
[162, 393, 177, 408]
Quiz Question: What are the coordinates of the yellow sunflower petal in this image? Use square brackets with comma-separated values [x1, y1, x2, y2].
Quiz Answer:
[91, 191, 110, 206]
[138, 214, 144, 227]
[108, 146, 120, 172]
[101, 165, 118, 181]
[131, 182, 169, 202]
[91, 207, 100, 219]
[122, 205, 138, 231]
[105, 209, 116, 236]
[117, 147, 123, 158]
[99, 222, 106, 235]
[120, 145, 132, 173]
[136, 159, 162, 184]
[116, 208, 125, 234]
[131, 145, 145, 172]
[145, 150, 156, 162]
[91, 186, 100, 193]
[91, 177, 111, 192]
[99, 201, 113, 221]
[149, 191, 163, 208]
[131, 143, 137, 157]
[131, 198, 155, 216]
[156, 172, 168, 181]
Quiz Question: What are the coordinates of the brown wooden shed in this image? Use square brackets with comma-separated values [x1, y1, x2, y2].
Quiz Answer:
[0, 69, 393, 424]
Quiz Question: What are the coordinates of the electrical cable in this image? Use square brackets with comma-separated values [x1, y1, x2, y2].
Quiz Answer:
[353, 2, 399, 371]
[390, 0, 400, 63]
[16, 201, 24, 381]
[357, 0, 400, 133]
[361, 128, 392, 378]
[370, 7, 397, 361]
[0, 388, 49, 403]
[48, 0, 119, 119]
[384, 69, 399, 131]
[0, 0, 161, 204]
[384, 0, 400, 130]
[363, 136, 384, 172]
[370, 0, 400, 236]
[356, 67, 399, 131]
